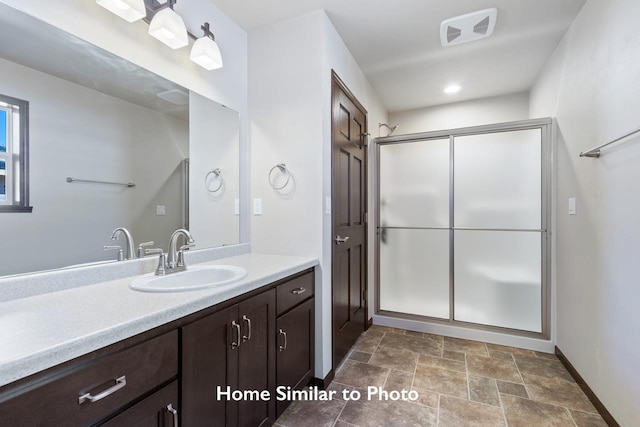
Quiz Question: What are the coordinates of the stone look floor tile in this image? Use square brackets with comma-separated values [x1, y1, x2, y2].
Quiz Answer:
[352, 333, 383, 353]
[413, 364, 468, 398]
[496, 380, 529, 398]
[333, 421, 358, 427]
[348, 351, 372, 363]
[488, 350, 514, 361]
[438, 395, 506, 427]
[468, 376, 500, 407]
[466, 354, 523, 383]
[522, 373, 597, 413]
[411, 387, 439, 408]
[339, 398, 437, 427]
[534, 351, 559, 360]
[418, 353, 466, 372]
[486, 343, 536, 356]
[501, 393, 576, 427]
[378, 332, 442, 356]
[569, 409, 609, 427]
[442, 350, 466, 362]
[383, 370, 414, 393]
[443, 337, 489, 356]
[405, 330, 424, 338]
[334, 360, 389, 389]
[276, 398, 345, 427]
[513, 354, 575, 383]
[368, 345, 419, 373]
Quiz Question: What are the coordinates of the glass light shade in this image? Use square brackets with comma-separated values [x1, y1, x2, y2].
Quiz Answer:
[96, 0, 146, 23]
[190, 37, 223, 70]
[148, 8, 189, 49]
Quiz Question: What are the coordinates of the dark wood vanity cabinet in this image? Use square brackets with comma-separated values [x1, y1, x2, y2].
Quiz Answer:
[274, 272, 315, 418]
[0, 268, 314, 427]
[181, 289, 276, 427]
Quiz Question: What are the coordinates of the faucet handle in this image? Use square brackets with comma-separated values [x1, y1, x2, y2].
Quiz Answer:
[177, 242, 195, 267]
[145, 248, 167, 276]
[137, 241, 155, 258]
[104, 245, 124, 261]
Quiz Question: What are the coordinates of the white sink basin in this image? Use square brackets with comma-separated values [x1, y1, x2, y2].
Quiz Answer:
[129, 265, 247, 293]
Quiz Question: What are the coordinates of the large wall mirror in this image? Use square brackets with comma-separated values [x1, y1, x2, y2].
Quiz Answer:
[0, 3, 240, 277]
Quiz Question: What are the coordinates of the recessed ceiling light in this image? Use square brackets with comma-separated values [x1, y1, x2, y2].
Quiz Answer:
[444, 84, 462, 94]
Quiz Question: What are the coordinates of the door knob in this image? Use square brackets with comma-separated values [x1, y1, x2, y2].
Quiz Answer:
[335, 235, 349, 245]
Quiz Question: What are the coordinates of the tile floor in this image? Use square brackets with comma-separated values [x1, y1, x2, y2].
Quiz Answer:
[275, 326, 608, 427]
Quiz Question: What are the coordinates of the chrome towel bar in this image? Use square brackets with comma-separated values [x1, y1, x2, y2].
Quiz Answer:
[580, 126, 640, 158]
[66, 177, 135, 188]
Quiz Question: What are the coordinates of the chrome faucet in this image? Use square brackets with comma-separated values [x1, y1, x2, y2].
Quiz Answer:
[110, 227, 135, 260]
[147, 229, 195, 275]
[167, 229, 195, 269]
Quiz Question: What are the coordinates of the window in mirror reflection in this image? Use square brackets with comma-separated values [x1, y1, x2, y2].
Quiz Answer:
[0, 94, 30, 212]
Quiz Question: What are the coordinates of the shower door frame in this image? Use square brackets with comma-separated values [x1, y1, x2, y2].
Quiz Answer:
[374, 118, 553, 339]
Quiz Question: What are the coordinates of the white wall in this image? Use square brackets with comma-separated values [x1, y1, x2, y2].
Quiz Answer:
[249, 11, 387, 378]
[0, 57, 187, 275]
[389, 92, 530, 135]
[530, 0, 640, 424]
[0, 0, 250, 242]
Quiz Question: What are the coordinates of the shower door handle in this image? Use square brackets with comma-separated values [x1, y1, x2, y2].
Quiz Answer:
[335, 235, 349, 245]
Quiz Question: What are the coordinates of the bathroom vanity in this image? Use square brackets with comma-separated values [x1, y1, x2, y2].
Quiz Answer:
[0, 253, 316, 427]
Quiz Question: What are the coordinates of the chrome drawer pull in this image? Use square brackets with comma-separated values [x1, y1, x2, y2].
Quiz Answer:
[292, 287, 306, 295]
[78, 376, 126, 404]
[242, 315, 252, 342]
[278, 329, 287, 352]
[167, 403, 179, 427]
[231, 321, 241, 349]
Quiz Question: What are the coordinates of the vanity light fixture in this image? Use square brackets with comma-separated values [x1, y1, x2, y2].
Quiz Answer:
[148, 0, 189, 49]
[96, 0, 146, 22]
[190, 22, 223, 70]
[444, 84, 462, 94]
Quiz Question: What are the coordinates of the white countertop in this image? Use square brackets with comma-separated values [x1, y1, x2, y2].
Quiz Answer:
[0, 253, 317, 388]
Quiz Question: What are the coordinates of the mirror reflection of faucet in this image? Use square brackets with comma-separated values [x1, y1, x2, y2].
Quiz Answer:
[110, 227, 135, 260]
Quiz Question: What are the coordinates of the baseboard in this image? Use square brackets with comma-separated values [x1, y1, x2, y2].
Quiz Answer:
[310, 369, 335, 390]
[555, 346, 619, 427]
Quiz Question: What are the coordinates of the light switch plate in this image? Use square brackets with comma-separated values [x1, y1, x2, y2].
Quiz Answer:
[253, 198, 262, 215]
[234, 199, 240, 216]
[156, 205, 166, 216]
[568, 197, 577, 215]
[325, 196, 331, 215]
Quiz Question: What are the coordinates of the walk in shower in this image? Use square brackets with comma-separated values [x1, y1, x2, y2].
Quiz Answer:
[375, 118, 552, 336]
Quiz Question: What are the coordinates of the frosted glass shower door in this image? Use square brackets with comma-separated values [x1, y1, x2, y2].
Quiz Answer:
[453, 129, 543, 332]
[379, 139, 450, 319]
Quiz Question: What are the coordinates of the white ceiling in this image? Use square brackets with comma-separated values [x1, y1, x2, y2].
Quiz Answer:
[210, 0, 586, 112]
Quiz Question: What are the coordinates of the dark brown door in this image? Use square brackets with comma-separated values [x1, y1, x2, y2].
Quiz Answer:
[237, 290, 276, 427]
[276, 298, 315, 417]
[181, 305, 239, 427]
[331, 71, 368, 367]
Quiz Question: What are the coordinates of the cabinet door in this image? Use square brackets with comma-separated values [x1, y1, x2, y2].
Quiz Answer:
[100, 381, 179, 427]
[237, 289, 276, 427]
[181, 305, 239, 427]
[276, 298, 315, 417]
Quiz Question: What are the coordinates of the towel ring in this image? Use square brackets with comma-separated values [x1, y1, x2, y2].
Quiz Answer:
[268, 163, 290, 190]
[205, 168, 223, 193]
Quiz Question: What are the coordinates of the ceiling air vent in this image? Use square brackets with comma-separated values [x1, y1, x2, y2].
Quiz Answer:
[440, 8, 497, 47]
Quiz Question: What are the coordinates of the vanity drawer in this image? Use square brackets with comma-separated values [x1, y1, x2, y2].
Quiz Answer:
[0, 330, 178, 427]
[277, 271, 314, 315]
